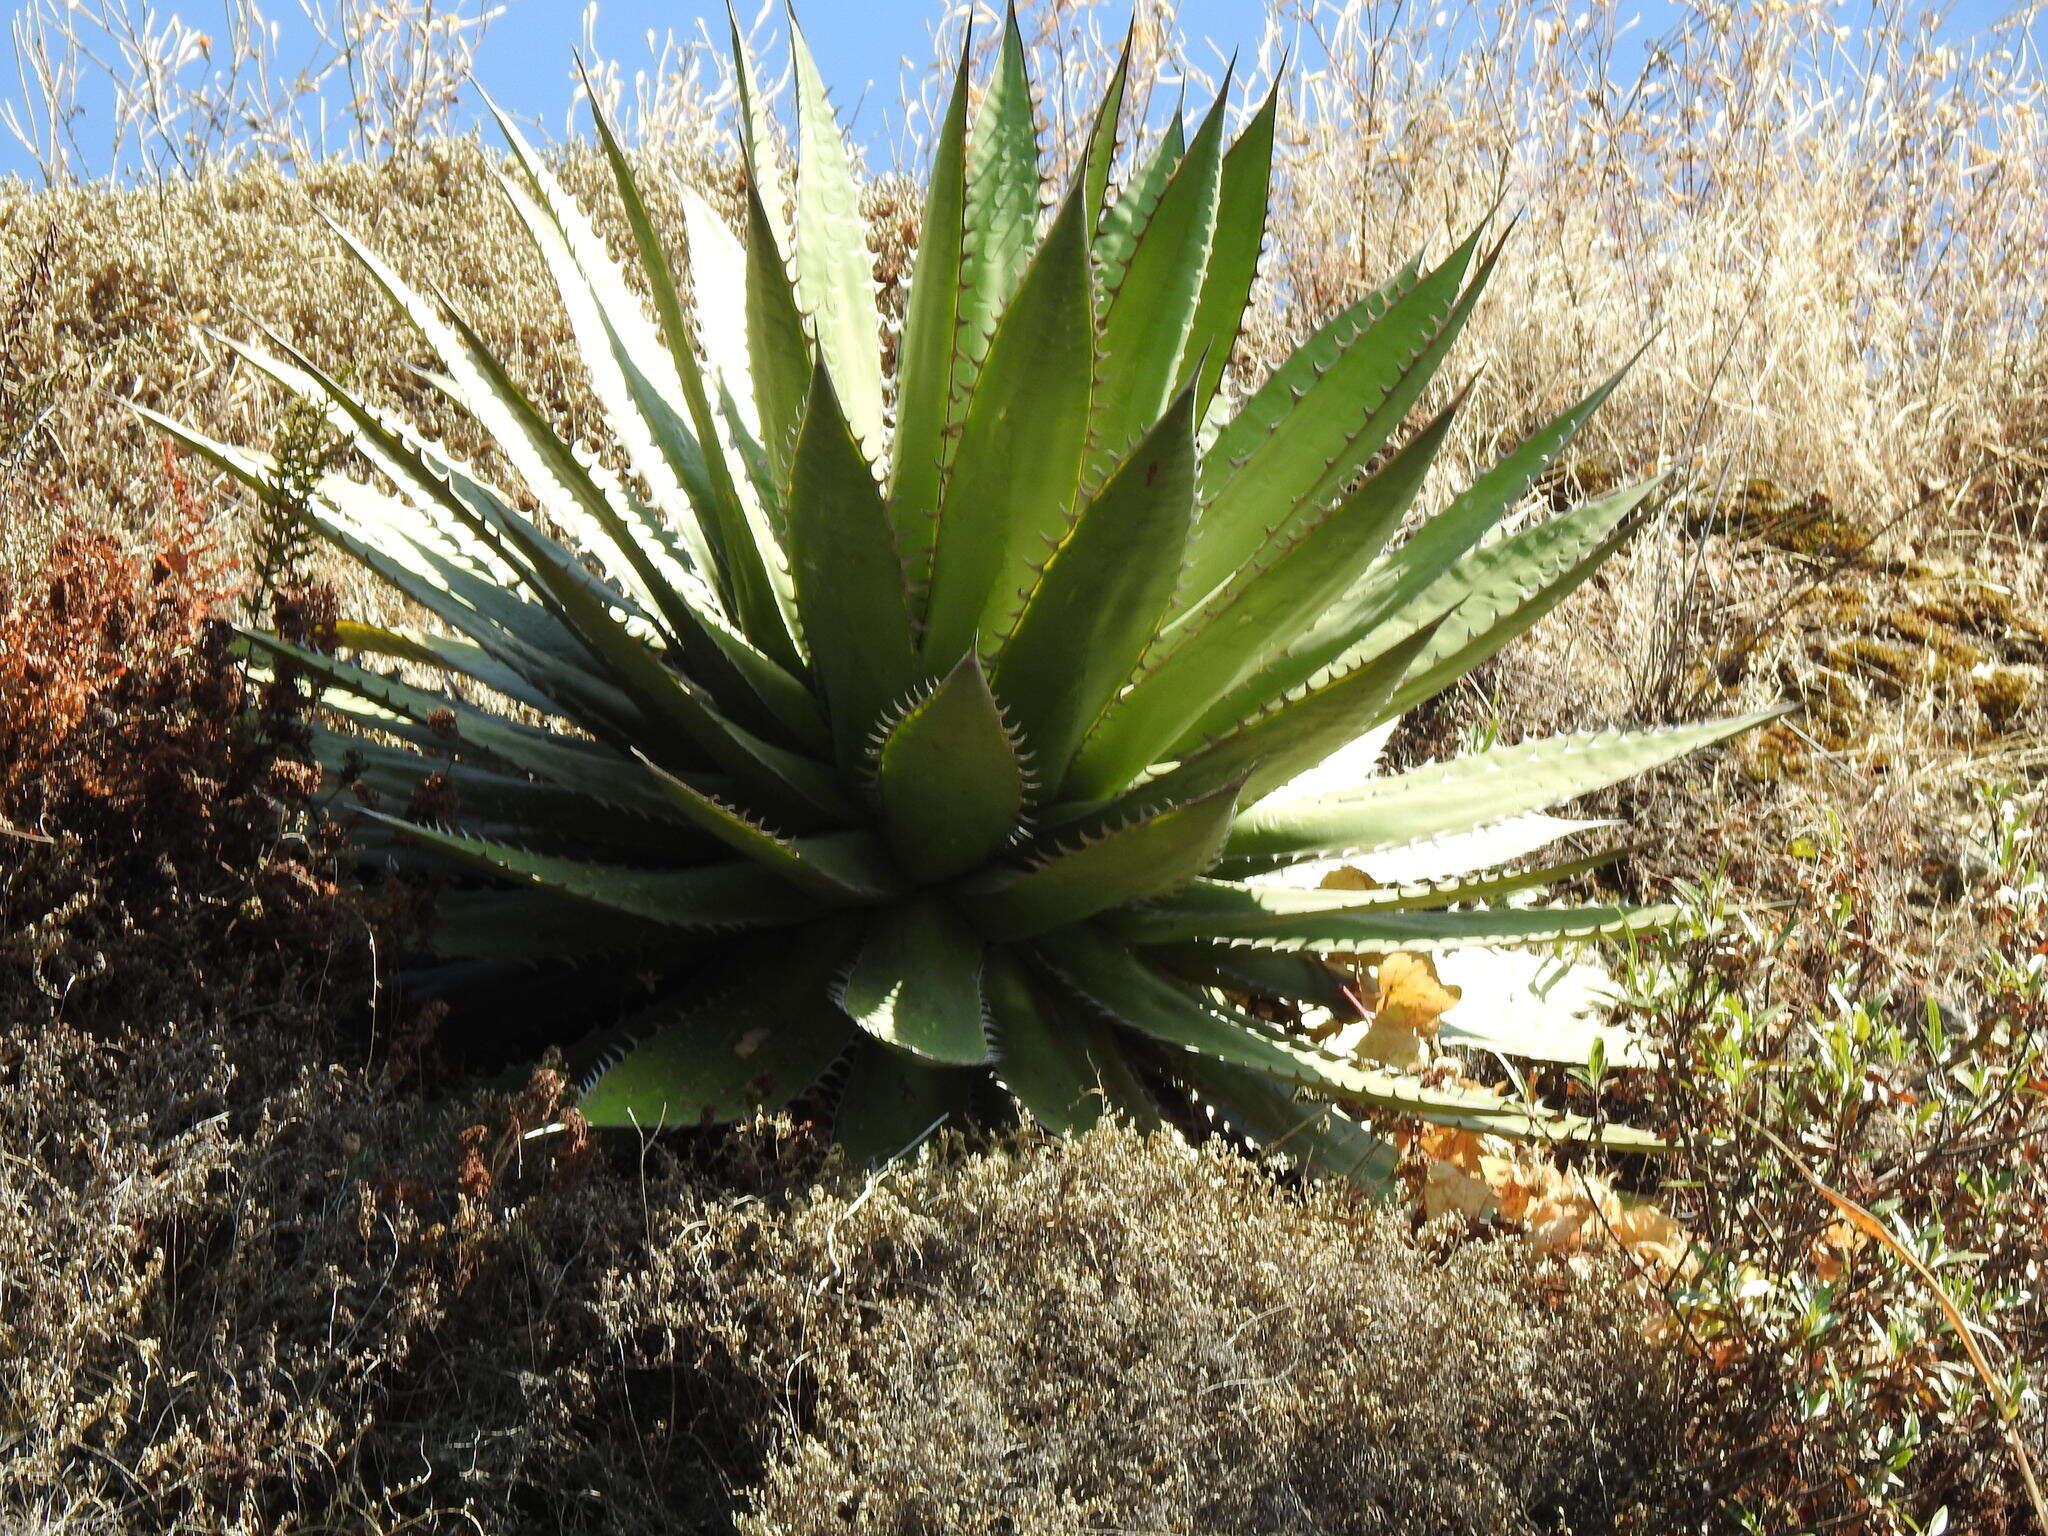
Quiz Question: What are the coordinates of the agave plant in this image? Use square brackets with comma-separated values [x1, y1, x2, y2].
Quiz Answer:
[146, 12, 1765, 1179]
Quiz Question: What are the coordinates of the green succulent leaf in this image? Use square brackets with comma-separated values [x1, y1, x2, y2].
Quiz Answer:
[957, 8, 1039, 382]
[358, 811, 827, 932]
[784, 357, 923, 761]
[1149, 942, 1363, 1013]
[1033, 925, 1583, 1126]
[1078, 27, 1133, 233]
[1070, 626, 1431, 810]
[958, 780, 1240, 941]
[1109, 879, 1677, 952]
[832, 1038, 990, 1164]
[1183, 233, 1491, 604]
[1191, 377, 1642, 741]
[888, 38, 972, 577]
[873, 651, 1028, 884]
[1176, 1052, 1399, 1192]
[788, 13, 886, 457]
[993, 382, 1198, 791]
[743, 174, 815, 492]
[1094, 112, 1185, 298]
[1087, 83, 1227, 478]
[1375, 483, 1654, 721]
[838, 895, 992, 1064]
[730, 9, 792, 257]
[582, 89, 799, 663]
[1226, 714, 1780, 863]
[636, 751, 903, 901]
[924, 178, 1096, 665]
[1077, 388, 1466, 785]
[984, 948, 1108, 1133]
[1185, 79, 1278, 422]
[579, 933, 855, 1127]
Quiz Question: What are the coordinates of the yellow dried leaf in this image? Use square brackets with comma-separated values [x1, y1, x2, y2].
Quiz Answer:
[1355, 1017, 1431, 1069]
[1375, 952, 1460, 1036]
[1317, 865, 1378, 891]
[1423, 1158, 1496, 1221]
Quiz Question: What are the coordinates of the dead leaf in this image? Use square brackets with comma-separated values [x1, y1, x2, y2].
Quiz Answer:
[1355, 952, 1462, 1068]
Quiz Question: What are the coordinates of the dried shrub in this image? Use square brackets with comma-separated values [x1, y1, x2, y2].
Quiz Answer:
[0, 1016, 717, 1535]
[605, 1124, 1691, 1536]
[0, 470, 375, 1031]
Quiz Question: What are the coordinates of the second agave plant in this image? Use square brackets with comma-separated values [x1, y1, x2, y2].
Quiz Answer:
[148, 10, 1765, 1180]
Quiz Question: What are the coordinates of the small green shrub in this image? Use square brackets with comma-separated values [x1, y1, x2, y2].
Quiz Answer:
[1617, 780, 2048, 1532]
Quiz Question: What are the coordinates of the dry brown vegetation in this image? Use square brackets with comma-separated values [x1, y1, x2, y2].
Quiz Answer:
[1, 0, 2045, 1530]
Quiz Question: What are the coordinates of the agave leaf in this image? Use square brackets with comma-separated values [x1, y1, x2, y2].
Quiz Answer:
[787, 12, 886, 457]
[743, 173, 814, 492]
[579, 935, 856, 1128]
[489, 167, 817, 738]
[245, 630, 694, 816]
[991, 948, 1164, 1131]
[317, 215, 675, 637]
[1251, 813, 1619, 887]
[197, 332, 576, 632]
[1239, 850, 1623, 913]
[985, 948, 1100, 1132]
[485, 100, 720, 585]
[957, 7, 1039, 383]
[1374, 485, 1651, 722]
[280, 235, 754, 765]
[357, 810, 827, 931]
[730, 8, 792, 260]
[136, 403, 557, 675]
[1087, 82, 1226, 478]
[1227, 714, 1780, 862]
[1176, 1052, 1400, 1191]
[593, 96, 790, 659]
[1108, 880, 1676, 952]
[1148, 941, 1362, 1013]
[1198, 253, 1420, 464]
[785, 357, 923, 762]
[958, 780, 1240, 942]
[1177, 385, 1643, 747]
[1093, 111, 1185, 301]
[1032, 925, 1592, 1128]
[312, 729, 711, 855]
[924, 178, 1095, 665]
[208, 332, 544, 618]
[888, 38, 971, 578]
[426, 887, 671, 962]
[636, 751, 902, 901]
[993, 383, 1197, 792]
[582, 86, 799, 666]
[872, 651, 1027, 884]
[832, 1038, 987, 1164]
[1185, 78, 1278, 423]
[331, 621, 564, 717]
[1182, 231, 1491, 604]
[838, 895, 992, 1064]
[1078, 25, 1133, 232]
[1078, 389, 1465, 786]
[1069, 625, 1432, 810]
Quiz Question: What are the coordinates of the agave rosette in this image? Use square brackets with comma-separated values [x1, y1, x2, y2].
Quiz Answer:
[146, 11, 1765, 1180]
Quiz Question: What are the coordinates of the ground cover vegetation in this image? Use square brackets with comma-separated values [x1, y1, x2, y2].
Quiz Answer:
[0, 0, 2043, 1531]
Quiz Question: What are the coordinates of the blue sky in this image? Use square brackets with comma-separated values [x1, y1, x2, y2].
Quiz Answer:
[0, 0, 2033, 183]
